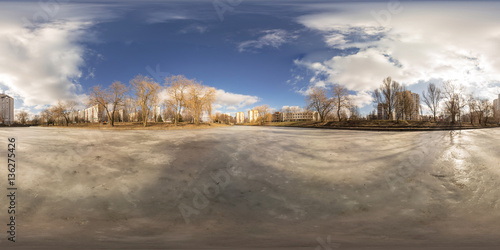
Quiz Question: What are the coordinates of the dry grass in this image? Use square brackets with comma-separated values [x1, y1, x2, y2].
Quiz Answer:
[38, 122, 231, 130]
[265, 120, 500, 131]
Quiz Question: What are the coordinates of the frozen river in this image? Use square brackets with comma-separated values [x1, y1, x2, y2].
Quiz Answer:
[1, 126, 500, 249]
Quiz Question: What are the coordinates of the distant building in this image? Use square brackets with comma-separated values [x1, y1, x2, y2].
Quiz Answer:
[282, 111, 320, 122]
[236, 112, 245, 124]
[272, 112, 282, 122]
[494, 94, 500, 112]
[494, 94, 500, 123]
[248, 110, 259, 123]
[84, 105, 101, 123]
[0, 94, 14, 125]
[377, 103, 389, 120]
[149, 105, 161, 122]
[395, 91, 420, 120]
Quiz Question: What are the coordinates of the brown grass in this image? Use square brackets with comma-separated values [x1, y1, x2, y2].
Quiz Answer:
[37, 122, 231, 130]
[265, 120, 500, 131]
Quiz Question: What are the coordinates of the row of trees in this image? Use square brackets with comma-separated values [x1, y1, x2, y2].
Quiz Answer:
[38, 74, 217, 127]
[374, 76, 496, 125]
[305, 84, 352, 122]
[304, 76, 498, 125]
[374, 77, 419, 121]
[421, 80, 494, 125]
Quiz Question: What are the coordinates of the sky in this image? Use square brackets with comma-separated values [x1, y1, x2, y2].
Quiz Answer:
[1, 0, 500, 117]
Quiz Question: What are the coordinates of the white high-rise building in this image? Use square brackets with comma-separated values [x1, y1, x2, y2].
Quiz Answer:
[496, 94, 500, 111]
[236, 112, 245, 124]
[248, 110, 259, 123]
[0, 94, 14, 125]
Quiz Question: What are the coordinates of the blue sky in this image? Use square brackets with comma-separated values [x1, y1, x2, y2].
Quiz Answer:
[2, 0, 500, 116]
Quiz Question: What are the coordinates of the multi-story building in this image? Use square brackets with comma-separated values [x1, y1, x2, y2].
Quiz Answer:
[395, 91, 420, 120]
[83, 105, 101, 123]
[272, 112, 282, 122]
[0, 94, 14, 125]
[272, 110, 320, 122]
[236, 112, 245, 124]
[494, 94, 500, 122]
[494, 94, 500, 112]
[377, 103, 389, 120]
[282, 111, 320, 122]
[248, 110, 259, 123]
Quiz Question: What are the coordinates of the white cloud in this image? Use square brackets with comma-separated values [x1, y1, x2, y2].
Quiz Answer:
[238, 29, 298, 52]
[295, 2, 500, 105]
[0, 2, 118, 110]
[146, 12, 189, 24]
[180, 24, 208, 34]
[215, 89, 260, 110]
[0, 20, 90, 108]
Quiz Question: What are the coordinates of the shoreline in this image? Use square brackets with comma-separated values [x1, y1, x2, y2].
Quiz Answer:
[260, 121, 500, 132]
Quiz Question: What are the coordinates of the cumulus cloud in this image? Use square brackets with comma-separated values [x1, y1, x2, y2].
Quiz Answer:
[295, 2, 500, 104]
[238, 29, 298, 52]
[0, 2, 117, 109]
[215, 89, 260, 110]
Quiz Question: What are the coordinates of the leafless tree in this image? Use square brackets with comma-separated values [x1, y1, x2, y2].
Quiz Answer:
[466, 95, 478, 125]
[396, 87, 414, 121]
[422, 83, 442, 122]
[477, 99, 493, 126]
[306, 87, 334, 122]
[332, 84, 351, 122]
[31, 114, 41, 125]
[164, 75, 193, 126]
[374, 77, 401, 120]
[349, 106, 360, 120]
[52, 100, 78, 126]
[185, 83, 216, 124]
[15, 110, 29, 125]
[89, 81, 128, 126]
[254, 104, 271, 125]
[130, 75, 161, 127]
[41, 108, 54, 125]
[442, 81, 466, 124]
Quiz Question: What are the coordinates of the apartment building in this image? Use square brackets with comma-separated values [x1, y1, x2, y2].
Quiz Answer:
[248, 110, 259, 123]
[274, 111, 320, 122]
[0, 94, 14, 125]
[236, 112, 245, 124]
[395, 91, 420, 120]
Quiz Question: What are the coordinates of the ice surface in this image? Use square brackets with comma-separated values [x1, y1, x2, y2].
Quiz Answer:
[1, 126, 500, 249]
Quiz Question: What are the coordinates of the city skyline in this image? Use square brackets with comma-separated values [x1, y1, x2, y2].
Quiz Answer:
[2, 0, 500, 117]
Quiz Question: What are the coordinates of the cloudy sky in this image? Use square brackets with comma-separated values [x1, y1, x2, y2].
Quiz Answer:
[1, 0, 500, 116]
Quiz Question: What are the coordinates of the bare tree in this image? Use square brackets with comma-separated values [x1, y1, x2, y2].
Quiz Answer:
[185, 83, 216, 124]
[31, 114, 41, 125]
[164, 75, 193, 126]
[349, 105, 360, 120]
[332, 84, 351, 122]
[52, 100, 78, 126]
[467, 95, 478, 125]
[15, 110, 29, 125]
[306, 87, 334, 122]
[41, 108, 54, 125]
[395, 87, 414, 121]
[442, 81, 466, 124]
[130, 75, 161, 127]
[374, 77, 401, 120]
[254, 104, 271, 125]
[89, 81, 128, 126]
[477, 99, 492, 126]
[422, 83, 442, 122]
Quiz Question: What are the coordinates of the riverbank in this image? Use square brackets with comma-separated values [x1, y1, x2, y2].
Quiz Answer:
[263, 120, 500, 131]
[31, 122, 230, 130]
